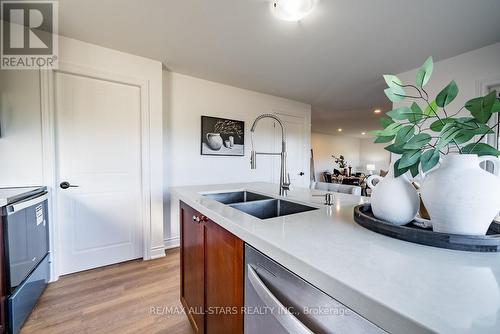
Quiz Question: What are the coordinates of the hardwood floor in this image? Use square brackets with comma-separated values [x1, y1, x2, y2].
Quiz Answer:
[21, 248, 194, 334]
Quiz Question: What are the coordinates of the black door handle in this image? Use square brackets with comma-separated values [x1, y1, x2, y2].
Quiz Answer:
[60, 181, 79, 189]
[299, 172, 305, 176]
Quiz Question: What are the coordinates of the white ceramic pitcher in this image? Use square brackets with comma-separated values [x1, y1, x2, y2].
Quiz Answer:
[366, 164, 420, 225]
[420, 154, 500, 235]
[206, 133, 223, 150]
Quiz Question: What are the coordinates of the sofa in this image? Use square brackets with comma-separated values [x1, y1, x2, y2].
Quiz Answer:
[311, 181, 362, 196]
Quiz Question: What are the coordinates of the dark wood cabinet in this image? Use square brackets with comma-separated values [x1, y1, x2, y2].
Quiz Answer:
[179, 201, 243, 334]
[180, 202, 205, 333]
[205, 217, 243, 334]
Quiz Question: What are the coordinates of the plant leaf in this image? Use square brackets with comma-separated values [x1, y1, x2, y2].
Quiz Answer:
[394, 158, 411, 177]
[384, 88, 405, 102]
[409, 103, 424, 123]
[465, 91, 497, 123]
[465, 97, 484, 122]
[374, 135, 395, 143]
[386, 107, 414, 121]
[368, 130, 383, 136]
[380, 116, 395, 128]
[383, 75, 406, 99]
[394, 125, 415, 145]
[420, 149, 440, 172]
[470, 123, 494, 135]
[430, 118, 454, 132]
[436, 80, 458, 107]
[454, 117, 477, 128]
[492, 98, 500, 113]
[483, 90, 497, 113]
[383, 75, 403, 91]
[370, 123, 403, 138]
[461, 143, 500, 156]
[415, 56, 433, 87]
[454, 118, 493, 134]
[378, 122, 403, 136]
[384, 143, 406, 154]
[453, 130, 475, 145]
[399, 150, 422, 168]
[403, 133, 432, 149]
[425, 100, 438, 116]
[409, 162, 420, 178]
[437, 123, 461, 148]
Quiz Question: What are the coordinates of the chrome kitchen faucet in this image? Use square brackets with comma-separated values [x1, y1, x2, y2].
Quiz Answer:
[250, 114, 290, 196]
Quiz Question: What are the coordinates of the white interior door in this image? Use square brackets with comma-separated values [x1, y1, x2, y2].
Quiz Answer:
[55, 71, 143, 275]
[272, 113, 309, 188]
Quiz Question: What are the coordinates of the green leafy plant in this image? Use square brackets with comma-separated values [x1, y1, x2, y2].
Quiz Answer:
[371, 57, 500, 177]
[332, 155, 348, 169]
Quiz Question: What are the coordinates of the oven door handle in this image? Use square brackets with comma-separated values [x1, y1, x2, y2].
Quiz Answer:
[247, 264, 313, 334]
[7, 193, 49, 215]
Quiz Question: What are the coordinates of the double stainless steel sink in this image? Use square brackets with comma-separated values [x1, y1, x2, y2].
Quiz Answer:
[203, 191, 272, 204]
[203, 191, 318, 220]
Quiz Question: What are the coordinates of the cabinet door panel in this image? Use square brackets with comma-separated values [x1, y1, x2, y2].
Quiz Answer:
[205, 219, 243, 334]
[180, 202, 205, 334]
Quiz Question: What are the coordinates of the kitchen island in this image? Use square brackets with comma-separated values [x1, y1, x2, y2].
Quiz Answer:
[171, 182, 500, 334]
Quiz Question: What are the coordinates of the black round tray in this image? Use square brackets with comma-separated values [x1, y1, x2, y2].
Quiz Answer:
[353, 204, 500, 252]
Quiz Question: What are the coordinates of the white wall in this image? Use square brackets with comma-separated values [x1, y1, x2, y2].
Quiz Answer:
[164, 72, 311, 246]
[359, 138, 391, 174]
[0, 70, 43, 186]
[396, 42, 500, 121]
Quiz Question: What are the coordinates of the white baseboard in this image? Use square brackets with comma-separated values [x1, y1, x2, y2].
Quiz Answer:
[148, 237, 179, 260]
[164, 236, 180, 249]
[150, 245, 167, 259]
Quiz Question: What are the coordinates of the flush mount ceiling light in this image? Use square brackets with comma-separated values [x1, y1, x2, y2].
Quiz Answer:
[374, 109, 382, 114]
[272, 0, 316, 22]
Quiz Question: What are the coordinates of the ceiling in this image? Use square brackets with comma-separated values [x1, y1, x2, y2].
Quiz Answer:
[57, 0, 500, 137]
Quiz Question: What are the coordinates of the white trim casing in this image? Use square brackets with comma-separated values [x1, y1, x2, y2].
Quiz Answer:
[40, 69, 59, 281]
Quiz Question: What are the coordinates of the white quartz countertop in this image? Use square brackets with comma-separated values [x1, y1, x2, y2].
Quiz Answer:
[171, 182, 500, 334]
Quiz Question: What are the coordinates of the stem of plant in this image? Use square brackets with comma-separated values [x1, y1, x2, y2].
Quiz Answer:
[389, 80, 477, 155]
[422, 97, 463, 153]
[449, 106, 465, 118]
[421, 86, 430, 101]
[469, 119, 500, 152]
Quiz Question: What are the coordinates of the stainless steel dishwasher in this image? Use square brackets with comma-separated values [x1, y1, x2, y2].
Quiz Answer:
[1, 186, 50, 334]
[244, 244, 386, 334]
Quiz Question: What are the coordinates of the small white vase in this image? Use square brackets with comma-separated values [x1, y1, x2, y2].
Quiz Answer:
[420, 154, 500, 235]
[366, 164, 419, 225]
